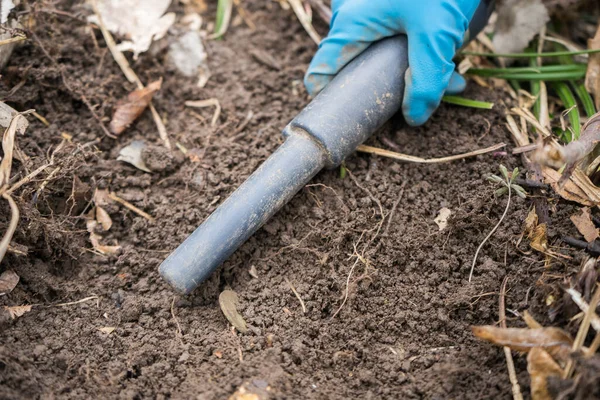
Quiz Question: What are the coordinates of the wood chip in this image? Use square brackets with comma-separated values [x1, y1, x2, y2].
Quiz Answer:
[218, 289, 248, 333]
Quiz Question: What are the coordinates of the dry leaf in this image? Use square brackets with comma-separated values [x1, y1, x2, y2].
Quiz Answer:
[109, 80, 162, 135]
[117, 141, 151, 173]
[0, 269, 18, 295]
[493, 0, 549, 54]
[88, 0, 175, 57]
[218, 290, 248, 333]
[570, 207, 599, 242]
[543, 167, 596, 207]
[98, 326, 116, 334]
[434, 207, 451, 231]
[5, 304, 31, 319]
[86, 209, 121, 255]
[472, 326, 573, 360]
[94, 188, 112, 207]
[527, 347, 564, 400]
[96, 206, 113, 231]
[229, 385, 261, 400]
[586, 25, 600, 111]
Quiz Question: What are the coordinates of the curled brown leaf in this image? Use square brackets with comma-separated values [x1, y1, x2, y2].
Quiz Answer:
[109, 79, 162, 135]
[527, 347, 564, 400]
[472, 326, 573, 361]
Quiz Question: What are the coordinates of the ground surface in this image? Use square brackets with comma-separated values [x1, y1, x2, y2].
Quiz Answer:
[0, 1, 581, 399]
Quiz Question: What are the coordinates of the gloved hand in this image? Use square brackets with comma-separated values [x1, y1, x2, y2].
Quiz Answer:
[304, 0, 481, 126]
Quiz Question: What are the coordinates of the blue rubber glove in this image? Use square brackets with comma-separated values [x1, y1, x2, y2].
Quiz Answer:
[304, 0, 481, 126]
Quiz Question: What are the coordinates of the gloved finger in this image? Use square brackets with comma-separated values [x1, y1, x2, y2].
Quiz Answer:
[304, 2, 397, 97]
[402, 29, 463, 126]
[445, 71, 467, 95]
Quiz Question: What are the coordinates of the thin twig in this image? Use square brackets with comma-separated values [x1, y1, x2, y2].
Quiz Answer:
[171, 297, 185, 345]
[53, 295, 99, 307]
[384, 180, 406, 235]
[0, 194, 19, 263]
[470, 180, 512, 282]
[108, 192, 155, 222]
[357, 143, 505, 164]
[185, 99, 221, 127]
[565, 285, 600, 378]
[500, 277, 524, 400]
[285, 278, 306, 313]
[287, 0, 321, 45]
[0, 35, 26, 47]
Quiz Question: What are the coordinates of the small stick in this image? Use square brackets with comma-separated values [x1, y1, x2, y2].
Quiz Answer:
[356, 143, 505, 164]
[566, 288, 600, 332]
[108, 192, 155, 222]
[500, 277, 523, 400]
[285, 277, 306, 313]
[0, 35, 26, 47]
[564, 285, 600, 378]
[53, 295, 99, 307]
[288, 0, 321, 45]
[185, 99, 221, 127]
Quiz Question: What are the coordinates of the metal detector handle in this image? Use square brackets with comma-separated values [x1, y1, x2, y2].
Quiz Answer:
[158, 0, 495, 294]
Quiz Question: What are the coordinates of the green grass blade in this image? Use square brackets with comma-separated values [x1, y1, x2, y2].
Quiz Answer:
[442, 96, 494, 109]
[468, 65, 587, 81]
[552, 82, 581, 141]
[213, 0, 233, 39]
[571, 81, 596, 117]
[461, 49, 600, 58]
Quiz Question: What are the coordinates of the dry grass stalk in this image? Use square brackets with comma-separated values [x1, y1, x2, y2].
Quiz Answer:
[0, 113, 29, 264]
[287, 0, 321, 45]
[500, 277, 524, 400]
[185, 99, 222, 127]
[0, 35, 26, 47]
[91, 0, 171, 149]
[564, 285, 600, 378]
[285, 278, 306, 313]
[356, 142, 505, 164]
[108, 192, 155, 222]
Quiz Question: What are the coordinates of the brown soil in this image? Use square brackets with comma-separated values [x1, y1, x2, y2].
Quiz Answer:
[0, 1, 595, 399]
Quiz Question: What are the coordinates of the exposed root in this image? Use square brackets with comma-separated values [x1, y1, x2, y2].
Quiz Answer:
[285, 278, 306, 313]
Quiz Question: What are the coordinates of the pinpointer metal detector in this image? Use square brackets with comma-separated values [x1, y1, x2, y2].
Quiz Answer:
[160, 1, 495, 294]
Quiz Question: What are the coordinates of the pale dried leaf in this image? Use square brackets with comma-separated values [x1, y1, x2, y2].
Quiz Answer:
[0, 113, 26, 187]
[585, 25, 600, 111]
[94, 188, 112, 207]
[434, 207, 451, 231]
[527, 347, 564, 400]
[96, 206, 113, 231]
[0, 102, 28, 135]
[117, 141, 151, 173]
[88, 0, 175, 57]
[98, 326, 116, 334]
[493, 0, 550, 54]
[530, 223, 548, 253]
[109, 80, 162, 135]
[570, 207, 599, 242]
[5, 304, 31, 319]
[0, 269, 18, 295]
[86, 209, 121, 255]
[219, 289, 248, 333]
[543, 167, 596, 207]
[472, 325, 573, 360]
